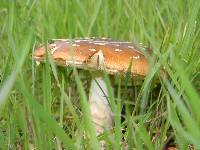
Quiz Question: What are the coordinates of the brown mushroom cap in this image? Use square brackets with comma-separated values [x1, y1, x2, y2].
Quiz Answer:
[34, 38, 149, 76]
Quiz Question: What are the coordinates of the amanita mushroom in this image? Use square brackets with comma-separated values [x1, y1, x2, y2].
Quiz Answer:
[34, 38, 149, 135]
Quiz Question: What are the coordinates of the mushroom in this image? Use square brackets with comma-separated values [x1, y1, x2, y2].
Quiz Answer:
[34, 38, 149, 135]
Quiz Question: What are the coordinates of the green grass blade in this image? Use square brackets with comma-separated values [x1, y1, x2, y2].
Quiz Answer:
[16, 81, 75, 149]
[73, 68, 99, 150]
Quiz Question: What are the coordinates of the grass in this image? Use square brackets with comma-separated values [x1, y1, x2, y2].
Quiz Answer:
[0, 0, 200, 149]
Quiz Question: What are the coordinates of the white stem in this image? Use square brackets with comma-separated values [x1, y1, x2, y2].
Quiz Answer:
[89, 77, 114, 134]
